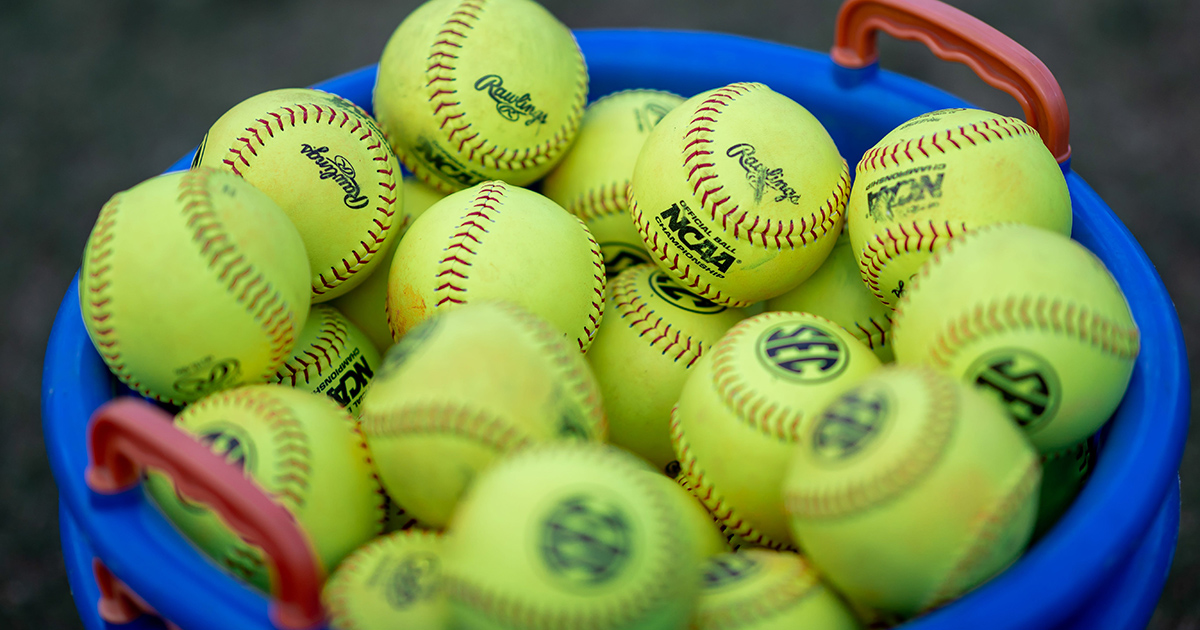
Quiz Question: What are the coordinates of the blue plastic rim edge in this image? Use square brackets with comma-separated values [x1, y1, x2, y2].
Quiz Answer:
[42, 29, 1189, 630]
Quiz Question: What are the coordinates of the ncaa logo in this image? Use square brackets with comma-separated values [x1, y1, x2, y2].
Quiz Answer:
[812, 388, 889, 460]
[648, 270, 726, 314]
[757, 323, 848, 382]
[539, 494, 632, 587]
[384, 552, 441, 610]
[967, 348, 1059, 431]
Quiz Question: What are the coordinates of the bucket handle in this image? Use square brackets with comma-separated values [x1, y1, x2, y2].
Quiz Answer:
[85, 397, 326, 630]
[831, 0, 1071, 164]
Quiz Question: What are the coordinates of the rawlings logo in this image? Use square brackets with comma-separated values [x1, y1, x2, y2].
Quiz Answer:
[655, 201, 737, 277]
[173, 356, 241, 397]
[299, 144, 369, 209]
[474, 74, 548, 126]
[726, 143, 801, 204]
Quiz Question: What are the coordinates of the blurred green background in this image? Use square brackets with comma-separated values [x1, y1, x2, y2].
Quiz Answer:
[2, 0, 1196, 627]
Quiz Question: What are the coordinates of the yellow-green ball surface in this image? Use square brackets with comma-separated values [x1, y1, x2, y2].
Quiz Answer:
[443, 443, 700, 630]
[630, 82, 850, 307]
[848, 108, 1072, 308]
[642, 471, 730, 559]
[145, 385, 386, 592]
[359, 302, 607, 528]
[542, 89, 685, 277]
[386, 180, 605, 351]
[694, 551, 861, 630]
[332, 177, 447, 353]
[80, 168, 310, 406]
[766, 231, 894, 362]
[272, 304, 380, 414]
[195, 88, 402, 302]
[587, 264, 747, 471]
[1034, 440, 1094, 540]
[891, 223, 1139, 452]
[323, 529, 448, 630]
[784, 366, 1041, 617]
[672, 311, 882, 550]
[373, 0, 587, 192]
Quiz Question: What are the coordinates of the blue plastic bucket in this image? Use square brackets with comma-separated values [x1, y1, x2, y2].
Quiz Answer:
[43, 27, 1189, 630]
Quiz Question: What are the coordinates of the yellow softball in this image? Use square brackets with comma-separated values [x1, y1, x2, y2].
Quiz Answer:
[323, 529, 447, 630]
[1034, 440, 1093, 540]
[387, 180, 605, 351]
[848, 108, 1072, 308]
[630, 82, 850, 307]
[80, 168, 310, 406]
[766, 230, 894, 362]
[195, 88, 403, 302]
[672, 311, 882, 550]
[694, 550, 861, 630]
[374, 0, 587, 192]
[891, 223, 1139, 452]
[587, 264, 747, 471]
[543, 89, 686, 278]
[145, 385, 386, 592]
[359, 301, 606, 528]
[271, 304, 380, 414]
[642, 471, 730, 559]
[443, 443, 700, 630]
[331, 177, 447, 353]
[783, 366, 1040, 617]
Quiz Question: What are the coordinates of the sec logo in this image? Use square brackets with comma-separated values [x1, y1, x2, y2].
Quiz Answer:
[967, 348, 1059, 431]
[757, 323, 848, 382]
[647, 270, 726, 314]
[812, 387, 889, 461]
[539, 494, 632, 588]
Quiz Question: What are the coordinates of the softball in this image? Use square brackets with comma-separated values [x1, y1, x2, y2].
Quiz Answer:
[331, 177, 447, 353]
[694, 550, 861, 630]
[848, 108, 1072, 308]
[323, 529, 447, 630]
[374, 0, 587, 192]
[643, 470, 730, 559]
[145, 385, 385, 592]
[443, 443, 700, 630]
[672, 311, 882, 550]
[630, 82, 850, 307]
[386, 180, 605, 351]
[1034, 440, 1093, 540]
[359, 301, 606, 528]
[891, 223, 1139, 452]
[587, 264, 747, 471]
[542, 89, 686, 278]
[766, 230, 894, 362]
[271, 304, 380, 414]
[783, 366, 1040, 617]
[80, 168, 310, 406]
[195, 88, 403, 302]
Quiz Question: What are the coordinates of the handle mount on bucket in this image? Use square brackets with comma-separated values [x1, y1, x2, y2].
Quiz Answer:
[831, 0, 1071, 164]
[85, 397, 326, 630]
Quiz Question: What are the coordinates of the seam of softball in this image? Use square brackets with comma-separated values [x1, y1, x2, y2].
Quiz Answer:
[711, 311, 846, 441]
[784, 370, 957, 519]
[696, 558, 823, 630]
[682, 83, 848, 249]
[350, 419, 391, 532]
[858, 219, 969, 304]
[857, 116, 1038, 173]
[358, 402, 534, 452]
[609, 268, 704, 367]
[433, 181, 506, 310]
[424, 0, 587, 173]
[323, 528, 443, 630]
[924, 454, 1041, 609]
[220, 100, 399, 297]
[566, 179, 626, 223]
[630, 198, 749, 308]
[272, 307, 349, 387]
[853, 314, 893, 351]
[444, 446, 687, 630]
[577, 215, 608, 352]
[494, 301, 608, 436]
[671, 405, 793, 552]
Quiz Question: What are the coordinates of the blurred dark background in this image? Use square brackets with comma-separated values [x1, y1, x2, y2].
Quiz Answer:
[2, 0, 1196, 628]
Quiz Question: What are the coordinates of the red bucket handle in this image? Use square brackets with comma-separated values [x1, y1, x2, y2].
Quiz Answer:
[831, 0, 1071, 164]
[85, 397, 326, 630]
